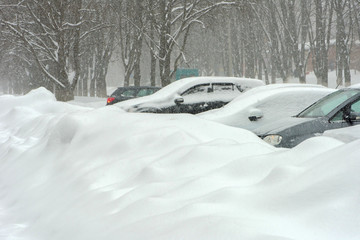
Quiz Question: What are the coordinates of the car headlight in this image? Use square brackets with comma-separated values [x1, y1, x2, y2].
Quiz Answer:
[263, 135, 282, 146]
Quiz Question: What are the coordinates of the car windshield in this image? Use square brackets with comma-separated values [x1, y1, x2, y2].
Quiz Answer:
[297, 89, 360, 118]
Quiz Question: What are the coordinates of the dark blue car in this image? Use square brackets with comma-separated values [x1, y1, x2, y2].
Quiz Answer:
[254, 85, 360, 148]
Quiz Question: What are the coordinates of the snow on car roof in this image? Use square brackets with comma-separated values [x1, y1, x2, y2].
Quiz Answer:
[154, 76, 264, 96]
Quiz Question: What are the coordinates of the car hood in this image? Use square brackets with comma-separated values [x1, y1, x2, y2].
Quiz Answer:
[252, 116, 315, 136]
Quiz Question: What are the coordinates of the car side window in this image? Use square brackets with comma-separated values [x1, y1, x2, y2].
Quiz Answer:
[137, 89, 151, 97]
[236, 85, 247, 92]
[351, 99, 360, 113]
[181, 84, 210, 96]
[121, 89, 137, 97]
[212, 83, 235, 92]
[331, 98, 360, 122]
[331, 111, 344, 122]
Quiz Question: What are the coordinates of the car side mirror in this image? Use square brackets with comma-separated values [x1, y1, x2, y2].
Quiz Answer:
[248, 108, 263, 121]
[174, 97, 184, 105]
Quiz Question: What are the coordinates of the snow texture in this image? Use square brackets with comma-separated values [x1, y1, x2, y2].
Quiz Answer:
[1, 87, 360, 240]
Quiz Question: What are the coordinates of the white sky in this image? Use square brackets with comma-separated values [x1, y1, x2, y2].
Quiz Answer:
[1, 82, 360, 240]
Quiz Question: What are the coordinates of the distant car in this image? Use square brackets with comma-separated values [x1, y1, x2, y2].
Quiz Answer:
[116, 76, 264, 114]
[199, 83, 335, 131]
[254, 85, 360, 148]
[106, 86, 160, 105]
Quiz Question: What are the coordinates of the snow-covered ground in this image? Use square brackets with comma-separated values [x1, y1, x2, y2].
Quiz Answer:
[1, 86, 360, 240]
[278, 69, 360, 88]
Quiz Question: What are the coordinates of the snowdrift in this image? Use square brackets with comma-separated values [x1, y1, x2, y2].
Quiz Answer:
[1, 87, 360, 240]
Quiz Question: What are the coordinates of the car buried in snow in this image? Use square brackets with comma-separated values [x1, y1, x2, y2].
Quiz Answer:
[115, 76, 264, 114]
[198, 83, 335, 131]
[254, 84, 360, 148]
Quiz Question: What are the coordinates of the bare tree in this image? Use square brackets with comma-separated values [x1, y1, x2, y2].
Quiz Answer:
[86, 1, 116, 97]
[334, 0, 352, 87]
[113, 0, 145, 87]
[146, 0, 158, 86]
[0, 0, 85, 101]
[0, 0, 115, 100]
[146, 0, 235, 87]
[299, 0, 312, 83]
[308, 0, 334, 86]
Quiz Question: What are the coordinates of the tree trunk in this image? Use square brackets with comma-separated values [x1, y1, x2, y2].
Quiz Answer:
[299, 0, 309, 83]
[150, 52, 156, 86]
[244, 5, 255, 79]
[55, 84, 74, 101]
[313, 0, 332, 87]
[158, 1, 172, 86]
[133, 0, 143, 86]
[335, 0, 352, 87]
[70, 0, 82, 95]
[134, 60, 141, 86]
[148, 0, 157, 86]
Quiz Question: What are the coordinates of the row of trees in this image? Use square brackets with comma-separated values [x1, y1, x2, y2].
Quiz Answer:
[0, 0, 359, 101]
[186, 0, 360, 87]
[0, 0, 115, 100]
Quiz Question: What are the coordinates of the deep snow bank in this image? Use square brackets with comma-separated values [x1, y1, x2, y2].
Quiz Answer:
[0, 88, 360, 240]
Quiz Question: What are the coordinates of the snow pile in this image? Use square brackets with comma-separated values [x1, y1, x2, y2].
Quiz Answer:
[1, 87, 360, 240]
[323, 125, 360, 143]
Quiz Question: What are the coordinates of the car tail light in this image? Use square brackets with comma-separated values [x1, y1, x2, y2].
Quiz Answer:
[107, 97, 115, 104]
